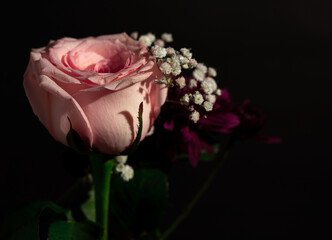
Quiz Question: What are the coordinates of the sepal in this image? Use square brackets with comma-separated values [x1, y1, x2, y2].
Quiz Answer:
[66, 117, 91, 154]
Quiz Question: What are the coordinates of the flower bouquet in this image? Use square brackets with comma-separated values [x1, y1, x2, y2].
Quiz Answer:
[0, 32, 279, 240]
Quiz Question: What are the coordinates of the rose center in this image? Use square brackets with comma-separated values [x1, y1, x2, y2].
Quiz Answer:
[74, 51, 126, 73]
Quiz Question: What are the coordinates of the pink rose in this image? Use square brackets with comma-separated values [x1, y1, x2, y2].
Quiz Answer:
[23, 33, 167, 155]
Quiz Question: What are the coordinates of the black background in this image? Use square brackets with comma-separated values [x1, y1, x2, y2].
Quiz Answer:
[1, 0, 332, 239]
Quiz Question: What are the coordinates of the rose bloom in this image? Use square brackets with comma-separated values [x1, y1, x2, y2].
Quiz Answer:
[23, 33, 167, 155]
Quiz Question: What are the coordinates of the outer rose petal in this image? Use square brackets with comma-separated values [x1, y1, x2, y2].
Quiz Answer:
[38, 75, 94, 146]
[23, 57, 50, 129]
[73, 65, 166, 155]
[23, 54, 94, 147]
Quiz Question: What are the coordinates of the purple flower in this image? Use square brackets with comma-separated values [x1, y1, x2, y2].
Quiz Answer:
[198, 89, 240, 133]
[153, 88, 280, 167]
[199, 89, 280, 142]
[179, 126, 213, 166]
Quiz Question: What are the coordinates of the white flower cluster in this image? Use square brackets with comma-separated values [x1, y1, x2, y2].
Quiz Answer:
[115, 155, 134, 181]
[178, 63, 221, 123]
[131, 32, 222, 123]
[131, 32, 197, 78]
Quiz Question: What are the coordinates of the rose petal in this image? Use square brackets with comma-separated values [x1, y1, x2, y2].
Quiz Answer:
[73, 81, 150, 154]
[37, 75, 94, 147]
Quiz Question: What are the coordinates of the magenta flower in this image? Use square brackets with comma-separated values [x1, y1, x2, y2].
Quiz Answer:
[199, 89, 280, 142]
[153, 88, 280, 167]
[198, 89, 240, 134]
[179, 126, 213, 166]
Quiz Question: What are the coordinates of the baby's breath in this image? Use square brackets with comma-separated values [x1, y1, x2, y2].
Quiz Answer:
[196, 63, 207, 73]
[189, 79, 197, 88]
[159, 62, 172, 74]
[151, 45, 167, 58]
[205, 94, 216, 104]
[166, 47, 176, 56]
[154, 39, 165, 47]
[175, 76, 186, 89]
[193, 69, 205, 81]
[189, 110, 200, 123]
[139, 35, 152, 46]
[180, 48, 192, 59]
[208, 67, 217, 77]
[161, 33, 173, 42]
[203, 101, 213, 111]
[215, 89, 222, 96]
[188, 58, 198, 68]
[193, 91, 204, 105]
[133, 31, 221, 123]
[180, 94, 191, 106]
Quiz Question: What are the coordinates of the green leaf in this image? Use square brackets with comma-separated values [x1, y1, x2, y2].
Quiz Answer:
[0, 201, 67, 240]
[48, 221, 102, 240]
[66, 117, 90, 154]
[80, 189, 96, 222]
[121, 102, 143, 155]
[110, 168, 169, 236]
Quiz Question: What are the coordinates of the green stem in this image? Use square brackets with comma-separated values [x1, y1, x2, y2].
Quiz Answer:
[160, 140, 234, 240]
[89, 155, 114, 240]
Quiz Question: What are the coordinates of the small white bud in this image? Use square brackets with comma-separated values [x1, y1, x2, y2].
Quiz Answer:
[193, 69, 205, 81]
[180, 48, 192, 59]
[170, 56, 181, 76]
[180, 94, 191, 105]
[138, 35, 152, 46]
[151, 45, 167, 58]
[116, 163, 125, 172]
[208, 67, 217, 77]
[205, 77, 218, 92]
[161, 33, 173, 42]
[193, 91, 204, 105]
[196, 63, 208, 73]
[178, 55, 189, 65]
[189, 79, 197, 88]
[201, 77, 217, 95]
[172, 65, 182, 76]
[205, 94, 216, 104]
[147, 32, 156, 42]
[170, 54, 180, 64]
[130, 32, 138, 39]
[188, 58, 198, 68]
[188, 105, 195, 111]
[115, 155, 128, 164]
[215, 89, 222, 96]
[154, 39, 165, 47]
[175, 76, 186, 89]
[201, 81, 213, 95]
[203, 101, 213, 111]
[190, 110, 200, 123]
[166, 47, 176, 56]
[182, 63, 189, 69]
[121, 165, 134, 181]
[159, 62, 172, 74]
